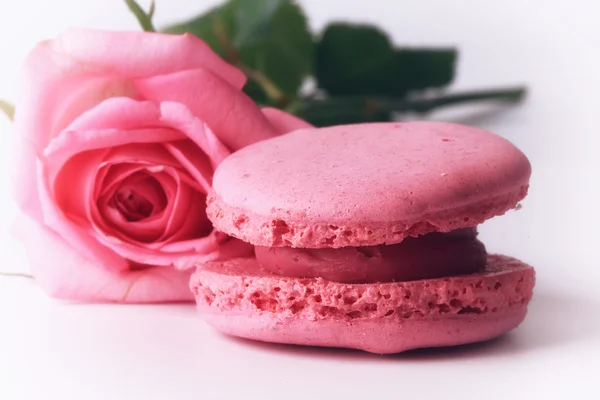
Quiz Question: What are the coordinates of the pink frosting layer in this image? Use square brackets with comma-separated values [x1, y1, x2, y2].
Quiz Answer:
[254, 228, 487, 283]
[192, 255, 534, 353]
[208, 122, 531, 248]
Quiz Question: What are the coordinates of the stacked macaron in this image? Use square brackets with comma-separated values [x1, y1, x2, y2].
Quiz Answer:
[192, 122, 535, 354]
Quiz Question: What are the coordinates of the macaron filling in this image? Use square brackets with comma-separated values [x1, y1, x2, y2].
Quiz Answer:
[254, 228, 487, 283]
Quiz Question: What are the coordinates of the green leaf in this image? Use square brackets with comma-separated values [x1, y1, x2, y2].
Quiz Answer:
[124, 0, 156, 32]
[235, 0, 314, 97]
[164, 5, 235, 58]
[0, 100, 15, 121]
[164, 0, 314, 100]
[393, 49, 457, 92]
[315, 23, 457, 96]
[295, 87, 526, 127]
[295, 96, 392, 126]
[298, 106, 392, 127]
[242, 79, 270, 105]
[230, 0, 284, 48]
[148, 0, 155, 19]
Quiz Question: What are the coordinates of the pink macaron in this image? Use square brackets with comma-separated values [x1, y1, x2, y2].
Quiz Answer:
[193, 121, 535, 354]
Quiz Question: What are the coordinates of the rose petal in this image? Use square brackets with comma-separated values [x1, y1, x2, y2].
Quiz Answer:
[13, 73, 136, 221]
[12, 214, 194, 303]
[92, 229, 222, 267]
[116, 174, 168, 217]
[15, 43, 139, 152]
[106, 172, 167, 223]
[164, 140, 214, 192]
[11, 134, 44, 221]
[44, 126, 182, 188]
[12, 26, 244, 223]
[39, 151, 128, 273]
[91, 165, 216, 266]
[44, 134, 185, 256]
[159, 102, 231, 167]
[16, 26, 244, 148]
[108, 167, 206, 245]
[44, 99, 186, 177]
[135, 68, 279, 151]
[98, 205, 165, 244]
[96, 168, 178, 244]
[155, 169, 195, 243]
[53, 148, 109, 221]
[96, 163, 148, 200]
[64, 97, 163, 132]
[53, 28, 244, 88]
[161, 190, 211, 245]
[172, 234, 255, 270]
[99, 143, 182, 174]
[261, 107, 314, 134]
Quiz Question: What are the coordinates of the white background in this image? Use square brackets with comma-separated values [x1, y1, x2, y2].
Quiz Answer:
[1, 0, 599, 399]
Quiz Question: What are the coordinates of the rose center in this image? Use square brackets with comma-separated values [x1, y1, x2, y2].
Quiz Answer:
[113, 175, 168, 222]
[115, 189, 154, 220]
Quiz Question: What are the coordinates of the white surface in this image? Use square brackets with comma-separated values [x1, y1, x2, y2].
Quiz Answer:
[1, 0, 599, 399]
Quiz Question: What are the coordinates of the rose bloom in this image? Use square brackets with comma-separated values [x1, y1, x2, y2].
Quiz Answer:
[11, 29, 311, 303]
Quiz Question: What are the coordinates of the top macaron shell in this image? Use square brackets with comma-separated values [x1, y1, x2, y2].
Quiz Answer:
[208, 122, 531, 248]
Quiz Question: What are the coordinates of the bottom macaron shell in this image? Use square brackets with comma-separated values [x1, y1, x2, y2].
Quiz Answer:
[191, 255, 535, 354]
[199, 307, 527, 355]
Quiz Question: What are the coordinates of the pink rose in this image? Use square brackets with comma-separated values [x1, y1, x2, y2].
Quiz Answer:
[12, 29, 311, 303]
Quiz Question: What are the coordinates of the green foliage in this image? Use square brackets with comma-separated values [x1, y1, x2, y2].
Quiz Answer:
[294, 88, 527, 126]
[164, 4, 235, 56]
[124, 0, 156, 32]
[316, 24, 456, 97]
[165, 0, 313, 104]
[163, 0, 525, 126]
